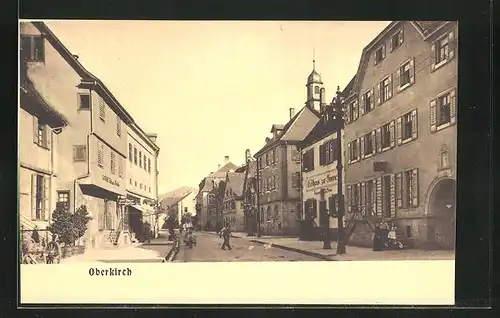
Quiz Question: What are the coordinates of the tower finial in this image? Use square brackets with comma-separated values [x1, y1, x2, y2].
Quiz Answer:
[313, 48, 316, 70]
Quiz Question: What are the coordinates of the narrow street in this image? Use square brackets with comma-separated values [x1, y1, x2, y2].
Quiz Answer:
[174, 232, 319, 262]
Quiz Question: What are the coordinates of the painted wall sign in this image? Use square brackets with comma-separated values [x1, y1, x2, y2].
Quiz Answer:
[305, 171, 338, 192]
[102, 175, 120, 187]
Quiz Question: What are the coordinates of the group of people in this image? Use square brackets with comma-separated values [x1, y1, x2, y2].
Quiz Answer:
[21, 234, 62, 264]
[373, 222, 404, 251]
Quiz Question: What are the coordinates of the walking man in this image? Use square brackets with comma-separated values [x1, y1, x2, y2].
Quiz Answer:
[46, 234, 61, 264]
[218, 223, 232, 250]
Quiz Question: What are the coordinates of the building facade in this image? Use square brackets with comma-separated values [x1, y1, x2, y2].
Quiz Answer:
[19, 51, 68, 237]
[221, 172, 246, 231]
[20, 21, 161, 249]
[126, 124, 160, 239]
[343, 21, 457, 249]
[299, 104, 345, 240]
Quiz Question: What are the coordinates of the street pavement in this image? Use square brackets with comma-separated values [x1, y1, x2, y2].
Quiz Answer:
[174, 231, 318, 262]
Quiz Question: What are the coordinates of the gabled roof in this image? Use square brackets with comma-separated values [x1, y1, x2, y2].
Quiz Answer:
[270, 124, 285, 133]
[254, 106, 320, 157]
[301, 113, 342, 148]
[243, 160, 257, 192]
[225, 172, 246, 197]
[351, 21, 451, 93]
[160, 190, 194, 210]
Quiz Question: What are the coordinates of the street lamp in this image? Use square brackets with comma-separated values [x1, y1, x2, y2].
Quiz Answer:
[332, 86, 347, 255]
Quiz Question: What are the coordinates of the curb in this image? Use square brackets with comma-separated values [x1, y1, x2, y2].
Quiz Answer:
[248, 240, 335, 261]
[163, 236, 180, 262]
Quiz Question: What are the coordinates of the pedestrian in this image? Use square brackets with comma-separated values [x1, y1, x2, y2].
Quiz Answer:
[373, 223, 382, 251]
[218, 223, 232, 250]
[46, 234, 61, 264]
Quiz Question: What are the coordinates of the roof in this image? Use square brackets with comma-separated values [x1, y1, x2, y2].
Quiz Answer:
[301, 112, 342, 148]
[254, 106, 320, 157]
[351, 21, 451, 93]
[270, 124, 285, 133]
[20, 78, 68, 128]
[307, 69, 322, 84]
[225, 172, 246, 197]
[341, 76, 357, 99]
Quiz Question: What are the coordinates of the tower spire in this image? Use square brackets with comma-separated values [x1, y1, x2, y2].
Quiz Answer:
[313, 48, 316, 70]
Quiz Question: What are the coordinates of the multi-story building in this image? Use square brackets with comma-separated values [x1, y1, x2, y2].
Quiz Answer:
[299, 97, 345, 240]
[343, 21, 457, 249]
[195, 157, 237, 230]
[253, 65, 323, 236]
[125, 125, 160, 238]
[221, 171, 246, 231]
[241, 149, 258, 234]
[19, 50, 68, 239]
[20, 21, 160, 249]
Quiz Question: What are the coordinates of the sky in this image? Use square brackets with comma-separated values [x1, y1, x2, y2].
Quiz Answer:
[43, 20, 391, 195]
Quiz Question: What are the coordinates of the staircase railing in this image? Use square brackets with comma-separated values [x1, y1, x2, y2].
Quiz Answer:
[20, 214, 38, 230]
[344, 207, 375, 244]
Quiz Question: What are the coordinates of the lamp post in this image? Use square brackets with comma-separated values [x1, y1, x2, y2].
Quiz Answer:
[333, 86, 347, 255]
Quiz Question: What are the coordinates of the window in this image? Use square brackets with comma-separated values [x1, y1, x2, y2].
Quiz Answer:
[97, 142, 104, 167]
[328, 194, 338, 217]
[402, 112, 413, 141]
[272, 148, 276, 163]
[391, 29, 404, 51]
[266, 177, 272, 191]
[20, 35, 44, 62]
[363, 132, 374, 156]
[99, 97, 106, 121]
[73, 145, 87, 162]
[128, 144, 132, 162]
[33, 174, 47, 220]
[430, 90, 456, 132]
[78, 93, 91, 109]
[348, 139, 359, 163]
[436, 35, 449, 64]
[110, 151, 116, 174]
[118, 157, 123, 177]
[352, 183, 359, 212]
[116, 116, 121, 136]
[291, 172, 301, 189]
[381, 123, 391, 149]
[139, 151, 143, 168]
[302, 149, 315, 172]
[57, 191, 70, 211]
[362, 90, 373, 114]
[129, 178, 132, 185]
[349, 100, 358, 122]
[134, 147, 138, 165]
[374, 45, 386, 64]
[397, 169, 419, 209]
[439, 150, 450, 169]
[382, 175, 391, 217]
[396, 109, 418, 145]
[320, 139, 337, 166]
[314, 86, 320, 94]
[400, 61, 411, 86]
[34, 118, 49, 148]
[273, 175, 277, 190]
[144, 155, 147, 171]
[148, 158, 151, 173]
[438, 93, 451, 126]
[231, 201, 236, 209]
[380, 76, 392, 103]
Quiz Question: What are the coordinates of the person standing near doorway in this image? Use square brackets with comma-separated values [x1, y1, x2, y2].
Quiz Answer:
[218, 223, 232, 250]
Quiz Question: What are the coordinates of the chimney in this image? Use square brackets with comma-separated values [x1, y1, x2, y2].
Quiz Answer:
[224, 156, 229, 164]
[147, 133, 158, 144]
[245, 149, 251, 162]
[289, 108, 295, 119]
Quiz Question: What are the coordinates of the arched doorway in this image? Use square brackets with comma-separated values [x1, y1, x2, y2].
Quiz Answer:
[429, 178, 456, 249]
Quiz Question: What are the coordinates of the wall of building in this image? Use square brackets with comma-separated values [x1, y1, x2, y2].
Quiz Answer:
[344, 22, 458, 247]
[126, 127, 158, 200]
[178, 192, 197, 224]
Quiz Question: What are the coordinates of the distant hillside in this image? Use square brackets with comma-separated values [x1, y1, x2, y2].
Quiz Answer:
[159, 186, 197, 209]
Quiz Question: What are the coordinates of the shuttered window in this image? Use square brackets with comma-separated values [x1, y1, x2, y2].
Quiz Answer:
[374, 45, 386, 64]
[110, 151, 116, 174]
[398, 169, 419, 208]
[21, 35, 45, 62]
[291, 172, 301, 189]
[431, 29, 456, 72]
[302, 149, 315, 172]
[365, 180, 375, 216]
[99, 97, 106, 121]
[116, 115, 121, 136]
[134, 147, 138, 165]
[128, 143, 133, 162]
[97, 142, 104, 167]
[118, 156, 123, 177]
[31, 174, 49, 221]
[360, 89, 373, 115]
[380, 75, 393, 103]
[73, 145, 87, 162]
[328, 194, 338, 217]
[390, 29, 404, 52]
[398, 109, 418, 144]
[33, 116, 50, 149]
[139, 151, 142, 168]
[148, 158, 152, 173]
[430, 89, 456, 132]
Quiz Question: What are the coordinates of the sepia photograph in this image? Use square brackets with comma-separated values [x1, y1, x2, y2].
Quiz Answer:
[19, 19, 457, 304]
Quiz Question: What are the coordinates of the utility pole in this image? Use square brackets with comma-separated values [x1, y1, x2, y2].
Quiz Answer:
[334, 86, 347, 255]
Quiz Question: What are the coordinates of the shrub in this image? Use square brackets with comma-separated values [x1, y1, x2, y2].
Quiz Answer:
[47, 204, 92, 246]
[31, 226, 40, 244]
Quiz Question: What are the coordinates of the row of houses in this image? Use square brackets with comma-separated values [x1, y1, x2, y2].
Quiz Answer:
[196, 21, 457, 249]
[19, 21, 161, 249]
